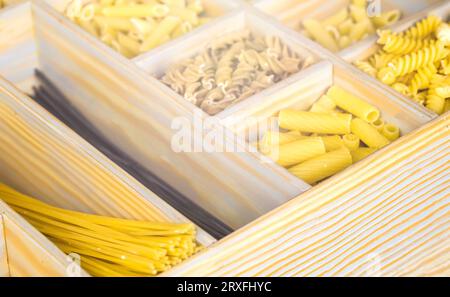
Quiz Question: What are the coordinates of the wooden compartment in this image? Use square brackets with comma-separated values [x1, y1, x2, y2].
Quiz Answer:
[134, 8, 329, 120]
[253, 0, 444, 53]
[338, 1, 450, 116]
[0, 1, 311, 230]
[44, 0, 243, 58]
[222, 60, 435, 185]
[0, 74, 216, 276]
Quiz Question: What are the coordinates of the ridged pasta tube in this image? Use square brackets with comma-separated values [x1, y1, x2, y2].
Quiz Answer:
[260, 131, 304, 148]
[343, 134, 360, 151]
[288, 148, 353, 184]
[279, 110, 352, 134]
[351, 147, 377, 163]
[268, 137, 326, 167]
[322, 135, 344, 151]
[370, 118, 385, 132]
[327, 86, 380, 123]
[351, 118, 390, 148]
[377, 41, 448, 84]
[381, 124, 400, 141]
[303, 19, 339, 52]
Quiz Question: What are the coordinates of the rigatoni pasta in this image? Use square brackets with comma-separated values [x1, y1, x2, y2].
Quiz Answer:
[355, 15, 450, 115]
[63, 0, 214, 58]
[161, 31, 314, 115]
[260, 84, 401, 185]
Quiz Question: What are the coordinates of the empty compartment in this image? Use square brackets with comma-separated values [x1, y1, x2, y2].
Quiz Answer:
[135, 9, 324, 117]
[254, 0, 444, 53]
[341, 2, 450, 116]
[232, 61, 434, 186]
[44, 0, 242, 58]
[1, 1, 310, 230]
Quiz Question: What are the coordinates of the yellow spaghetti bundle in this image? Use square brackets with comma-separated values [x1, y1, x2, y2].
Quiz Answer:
[355, 15, 450, 115]
[301, 0, 401, 52]
[0, 183, 200, 277]
[260, 84, 401, 185]
[64, 0, 212, 58]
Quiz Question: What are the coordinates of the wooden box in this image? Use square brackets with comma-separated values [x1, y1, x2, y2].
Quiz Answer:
[0, 0, 448, 276]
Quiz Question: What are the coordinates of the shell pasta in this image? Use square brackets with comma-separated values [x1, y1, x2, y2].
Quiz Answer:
[260, 84, 401, 185]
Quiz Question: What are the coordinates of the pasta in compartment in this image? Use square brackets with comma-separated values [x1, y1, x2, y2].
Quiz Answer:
[259, 84, 401, 185]
[161, 31, 314, 115]
[62, 0, 222, 58]
[0, 183, 201, 277]
[301, 0, 402, 52]
[355, 14, 450, 115]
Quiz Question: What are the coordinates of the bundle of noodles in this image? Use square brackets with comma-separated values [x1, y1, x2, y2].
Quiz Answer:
[32, 70, 233, 239]
[0, 183, 201, 276]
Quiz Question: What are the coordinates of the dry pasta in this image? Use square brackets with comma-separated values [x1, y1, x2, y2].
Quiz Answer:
[301, 0, 401, 52]
[288, 148, 353, 184]
[64, 0, 214, 58]
[278, 110, 352, 135]
[355, 15, 450, 115]
[326, 85, 380, 123]
[259, 84, 401, 185]
[0, 183, 200, 277]
[161, 31, 313, 115]
[266, 137, 326, 167]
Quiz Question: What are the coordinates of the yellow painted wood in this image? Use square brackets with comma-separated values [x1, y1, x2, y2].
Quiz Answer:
[164, 114, 450, 276]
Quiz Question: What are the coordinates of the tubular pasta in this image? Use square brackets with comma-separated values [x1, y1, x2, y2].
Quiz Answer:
[322, 135, 344, 151]
[351, 118, 390, 148]
[382, 124, 400, 141]
[327, 86, 380, 123]
[279, 110, 352, 135]
[350, 147, 377, 163]
[288, 148, 353, 184]
[343, 134, 360, 151]
[267, 137, 326, 167]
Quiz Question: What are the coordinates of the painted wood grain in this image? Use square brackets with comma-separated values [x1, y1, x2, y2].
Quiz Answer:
[0, 76, 215, 246]
[32, 1, 311, 229]
[0, 201, 81, 277]
[0, 214, 10, 277]
[164, 114, 450, 276]
[0, 2, 37, 93]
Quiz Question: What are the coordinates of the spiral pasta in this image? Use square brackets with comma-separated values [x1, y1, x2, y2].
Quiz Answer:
[162, 32, 312, 115]
[64, 0, 214, 58]
[258, 84, 401, 185]
[301, 1, 401, 52]
[355, 15, 450, 115]
[378, 41, 447, 85]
